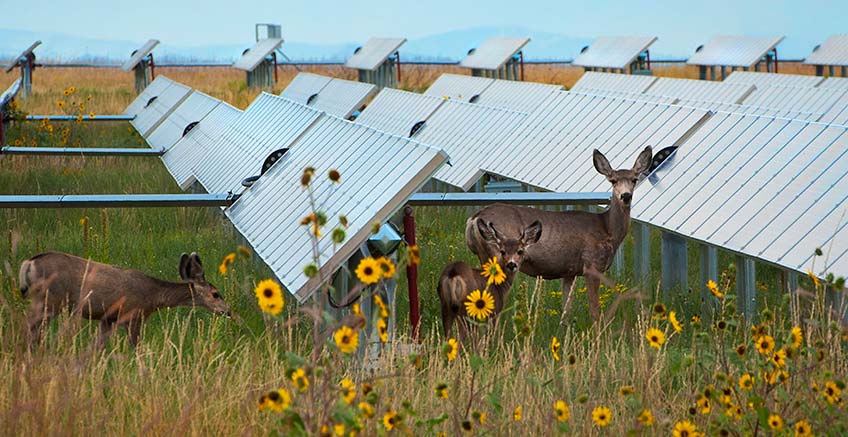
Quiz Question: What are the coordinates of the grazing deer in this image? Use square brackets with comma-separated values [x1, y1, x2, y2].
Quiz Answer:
[439, 219, 542, 340]
[466, 147, 652, 322]
[19, 251, 232, 346]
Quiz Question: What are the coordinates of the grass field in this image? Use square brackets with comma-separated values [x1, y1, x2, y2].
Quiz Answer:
[0, 64, 846, 435]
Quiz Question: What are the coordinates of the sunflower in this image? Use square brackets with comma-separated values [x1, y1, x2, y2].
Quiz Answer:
[57, 101, 65, 108]
[76, 114, 83, 123]
[756, 335, 775, 355]
[673, 420, 698, 437]
[794, 420, 812, 437]
[68, 86, 75, 94]
[619, 385, 634, 396]
[637, 409, 653, 426]
[383, 410, 399, 431]
[807, 270, 820, 288]
[334, 325, 359, 354]
[768, 413, 783, 430]
[340, 378, 356, 404]
[328, 169, 341, 183]
[707, 279, 723, 298]
[377, 257, 396, 279]
[513, 405, 522, 421]
[435, 383, 448, 399]
[472, 411, 486, 425]
[696, 396, 711, 414]
[355, 257, 381, 285]
[254, 279, 284, 315]
[408, 244, 420, 266]
[333, 424, 345, 436]
[291, 368, 309, 391]
[89, 111, 95, 118]
[359, 402, 374, 418]
[669, 311, 683, 332]
[554, 400, 569, 422]
[771, 348, 787, 367]
[790, 326, 803, 348]
[592, 406, 612, 427]
[460, 420, 473, 434]
[464, 289, 495, 320]
[480, 257, 506, 285]
[445, 338, 459, 361]
[377, 318, 388, 343]
[373, 294, 389, 317]
[739, 374, 754, 390]
[258, 388, 291, 412]
[646, 327, 666, 349]
[219, 252, 236, 276]
[823, 381, 842, 404]
[551, 336, 561, 361]
[736, 344, 747, 357]
[725, 404, 743, 420]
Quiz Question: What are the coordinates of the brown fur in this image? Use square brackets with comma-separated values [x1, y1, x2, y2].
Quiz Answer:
[19, 251, 232, 346]
[467, 147, 652, 322]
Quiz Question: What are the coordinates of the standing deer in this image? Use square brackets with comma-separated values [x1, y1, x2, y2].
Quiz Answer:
[466, 147, 652, 322]
[19, 251, 232, 346]
[439, 219, 542, 340]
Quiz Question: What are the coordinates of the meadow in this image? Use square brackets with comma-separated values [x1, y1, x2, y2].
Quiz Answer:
[0, 63, 845, 435]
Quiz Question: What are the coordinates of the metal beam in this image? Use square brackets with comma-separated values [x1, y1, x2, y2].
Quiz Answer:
[0, 194, 237, 208]
[25, 115, 135, 121]
[736, 256, 757, 322]
[2, 146, 163, 156]
[406, 191, 610, 206]
[661, 231, 688, 299]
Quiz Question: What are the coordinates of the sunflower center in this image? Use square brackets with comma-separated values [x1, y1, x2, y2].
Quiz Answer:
[475, 300, 485, 309]
[268, 392, 280, 401]
[263, 289, 273, 298]
[364, 267, 373, 275]
[342, 335, 350, 344]
[651, 336, 658, 342]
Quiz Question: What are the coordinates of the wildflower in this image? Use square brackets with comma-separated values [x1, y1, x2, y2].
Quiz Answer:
[739, 374, 754, 390]
[445, 338, 459, 361]
[653, 303, 667, 317]
[726, 404, 743, 420]
[670, 311, 683, 332]
[460, 420, 473, 434]
[334, 325, 359, 354]
[63, 89, 70, 96]
[328, 169, 341, 183]
[218, 252, 236, 276]
[57, 101, 65, 108]
[637, 409, 653, 426]
[79, 102, 85, 111]
[768, 413, 784, 430]
[551, 336, 561, 361]
[823, 381, 842, 404]
[691, 315, 701, 326]
[377, 257, 396, 279]
[554, 400, 569, 422]
[756, 335, 775, 355]
[790, 326, 803, 348]
[707, 279, 723, 298]
[374, 294, 390, 318]
[771, 348, 787, 367]
[736, 344, 747, 357]
[340, 378, 356, 404]
[339, 215, 349, 228]
[513, 405, 522, 421]
[794, 420, 812, 437]
[646, 327, 666, 349]
[696, 396, 711, 414]
[377, 318, 388, 343]
[359, 402, 374, 418]
[480, 257, 506, 285]
[383, 410, 399, 431]
[672, 420, 698, 437]
[333, 424, 345, 436]
[435, 383, 448, 399]
[291, 368, 309, 391]
[355, 257, 381, 285]
[464, 289, 495, 320]
[89, 111, 95, 118]
[331, 227, 346, 244]
[472, 411, 485, 425]
[592, 406, 611, 427]
[254, 279, 284, 315]
[258, 388, 291, 412]
[237, 245, 252, 258]
[76, 114, 83, 123]
[408, 244, 420, 265]
[300, 167, 315, 186]
[303, 263, 319, 278]
[68, 86, 75, 94]
[619, 385, 634, 396]
[807, 270, 820, 288]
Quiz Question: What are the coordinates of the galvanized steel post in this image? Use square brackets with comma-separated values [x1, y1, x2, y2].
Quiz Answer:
[699, 244, 718, 322]
[736, 256, 757, 322]
[660, 232, 688, 301]
[632, 222, 651, 289]
[403, 206, 420, 341]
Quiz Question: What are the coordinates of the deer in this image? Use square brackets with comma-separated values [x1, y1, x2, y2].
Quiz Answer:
[18, 251, 232, 347]
[438, 218, 542, 341]
[466, 147, 653, 323]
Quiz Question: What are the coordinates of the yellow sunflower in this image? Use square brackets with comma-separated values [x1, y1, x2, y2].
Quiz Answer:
[672, 420, 698, 437]
[794, 420, 812, 437]
[355, 257, 381, 285]
[359, 402, 374, 418]
[334, 325, 359, 354]
[76, 114, 83, 123]
[445, 338, 459, 361]
[377, 318, 388, 343]
[89, 111, 95, 118]
[669, 311, 683, 333]
[768, 413, 783, 430]
[551, 336, 561, 361]
[739, 373, 754, 390]
[619, 385, 634, 396]
[592, 406, 612, 427]
[756, 335, 775, 355]
[254, 279, 284, 315]
[646, 327, 666, 349]
[707, 279, 723, 298]
[696, 396, 710, 414]
[823, 381, 842, 404]
[340, 378, 356, 405]
[219, 252, 236, 276]
[464, 289, 495, 320]
[435, 383, 448, 399]
[554, 400, 569, 422]
[771, 348, 787, 367]
[807, 270, 820, 288]
[480, 257, 506, 285]
[383, 410, 399, 431]
[377, 257, 396, 279]
[57, 101, 65, 108]
[258, 388, 291, 412]
[790, 326, 803, 348]
[637, 409, 653, 426]
[291, 368, 309, 391]
[513, 405, 522, 421]
[333, 424, 345, 436]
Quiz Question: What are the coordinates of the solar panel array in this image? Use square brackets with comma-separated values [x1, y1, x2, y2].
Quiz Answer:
[687, 35, 784, 67]
[423, 73, 561, 112]
[571, 71, 657, 93]
[121, 39, 159, 72]
[645, 77, 754, 104]
[805, 34, 848, 66]
[723, 71, 824, 88]
[345, 37, 406, 71]
[818, 77, 848, 91]
[460, 37, 530, 70]
[424, 74, 493, 101]
[355, 88, 444, 136]
[146, 91, 221, 151]
[280, 73, 377, 118]
[124, 75, 173, 116]
[740, 86, 848, 120]
[280, 73, 334, 103]
[129, 78, 192, 138]
[572, 36, 657, 70]
[232, 38, 284, 71]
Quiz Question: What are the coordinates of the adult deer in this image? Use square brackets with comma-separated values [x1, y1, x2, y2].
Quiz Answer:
[439, 219, 542, 341]
[466, 147, 652, 322]
[19, 251, 232, 346]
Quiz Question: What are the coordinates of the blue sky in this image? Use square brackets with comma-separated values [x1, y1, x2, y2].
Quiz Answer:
[1, 0, 845, 58]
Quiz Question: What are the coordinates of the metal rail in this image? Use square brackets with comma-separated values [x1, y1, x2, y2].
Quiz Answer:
[406, 191, 610, 206]
[25, 115, 135, 121]
[0, 193, 237, 208]
[1, 146, 163, 156]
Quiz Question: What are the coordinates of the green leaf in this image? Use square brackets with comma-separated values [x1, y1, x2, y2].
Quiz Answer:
[470, 355, 484, 371]
[486, 382, 504, 415]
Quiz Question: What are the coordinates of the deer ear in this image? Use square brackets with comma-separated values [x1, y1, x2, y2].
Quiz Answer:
[179, 253, 190, 280]
[476, 218, 500, 243]
[186, 252, 205, 281]
[593, 149, 613, 177]
[522, 220, 543, 245]
[632, 146, 653, 175]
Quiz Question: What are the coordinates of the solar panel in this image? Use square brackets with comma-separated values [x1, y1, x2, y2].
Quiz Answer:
[224, 115, 447, 302]
[412, 100, 527, 191]
[805, 34, 848, 66]
[423, 74, 494, 101]
[687, 35, 784, 67]
[308, 78, 377, 119]
[194, 93, 323, 195]
[345, 37, 406, 71]
[481, 92, 710, 192]
[124, 76, 174, 116]
[645, 77, 755, 104]
[819, 93, 848, 125]
[571, 71, 657, 93]
[818, 77, 848, 91]
[674, 99, 823, 122]
[162, 102, 242, 190]
[723, 71, 824, 88]
[632, 112, 848, 276]
[572, 36, 657, 70]
[460, 37, 530, 70]
[739, 85, 847, 118]
[3, 41, 40, 73]
[570, 88, 677, 105]
[355, 88, 444, 136]
[146, 90, 221, 151]
[280, 72, 333, 104]
[121, 39, 159, 72]
[232, 38, 284, 72]
[130, 78, 192, 138]
[473, 80, 563, 113]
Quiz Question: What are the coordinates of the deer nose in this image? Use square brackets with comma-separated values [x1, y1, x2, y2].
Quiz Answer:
[621, 192, 632, 203]
[506, 262, 518, 271]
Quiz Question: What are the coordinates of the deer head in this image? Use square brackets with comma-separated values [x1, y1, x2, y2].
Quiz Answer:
[179, 252, 232, 316]
[593, 146, 652, 207]
[476, 219, 543, 273]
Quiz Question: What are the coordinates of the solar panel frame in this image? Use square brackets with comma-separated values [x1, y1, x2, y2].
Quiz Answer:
[644, 77, 755, 104]
[124, 75, 174, 116]
[121, 39, 160, 72]
[232, 38, 284, 72]
[280, 72, 334, 104]
[354, 88, 445, 136]
[686, 35, 785, 68]
[572, 36, 658, 70]
[473, 80, 563, 113]
[570, 71, 657, 93]
[723, 71, 825, 88]
[130, 79, 193, 138]
[569, 88, 677, 105]
[673, 99, 824, 122]
[145, 90, 221, 151]
[308, 78, 377, 119]
[459, 37, 530, 70]
[423, 74, 494, 101]
[4, 41, 40, 73]
[804, 34, 848, 66]
[344, 37, 407, 71]
[224, 115, 447, 302]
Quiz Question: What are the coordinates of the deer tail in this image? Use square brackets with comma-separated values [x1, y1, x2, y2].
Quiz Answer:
[18, 259, 33, 298]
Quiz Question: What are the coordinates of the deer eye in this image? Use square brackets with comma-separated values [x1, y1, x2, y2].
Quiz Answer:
[499, 250, 506, 256]
[609, 178, 617, 184]
[212, 292, 221, 299]
[517, 250, 524, 256]
[632, 178, 638, 184]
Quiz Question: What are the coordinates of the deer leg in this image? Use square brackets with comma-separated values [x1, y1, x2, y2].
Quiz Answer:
[25, 294, 58, 346]
[126, 318, 143, 348]
[585, 273, 601, 323]
[560, 276, 576, 326]
[97, 318, 117, 349]
[441, 304, 455, 339]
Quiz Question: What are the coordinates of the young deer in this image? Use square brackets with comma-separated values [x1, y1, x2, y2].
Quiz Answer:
[438, 218, 542, 340]
[19, 251, 232, 346]
[466, 147, 652, 322]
